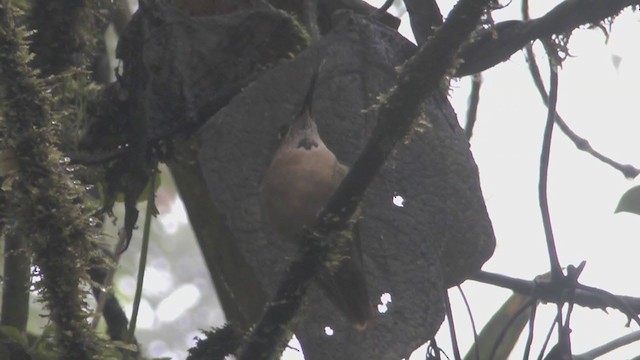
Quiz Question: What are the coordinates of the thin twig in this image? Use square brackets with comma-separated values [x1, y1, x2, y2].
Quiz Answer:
[127, 170, 157, 343]
[537, 313, 559, 360]
[375, 0, 395, 15]
[522, 301, 537, 360]
[538, 41, 562, 281]
[457, 286, 480, 360]
[556, 263, 585, 356]
[573, 331, 640, 360]
[427, 338, 443, 360]
[456, 0, 638, 76]
[90, 253, 120, 330]
[69, 145, 130, 165]
[554, 302, 564, 344]
[523, 38, 640, 179]
[444, 293, 462, 360]
[489, 297, 537, 360]
[464, 73, 482, 140]
[471, 270, 640, 322]
[577, 283, 640, 327]
[403, 0, 444, 45]
[521, 0, 531, 21]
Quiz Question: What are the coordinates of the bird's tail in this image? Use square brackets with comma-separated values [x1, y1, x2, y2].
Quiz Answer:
[316, 244, 373, 330]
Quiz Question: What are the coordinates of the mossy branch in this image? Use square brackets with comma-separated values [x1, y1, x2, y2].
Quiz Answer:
[238, 0, 492, 358]
[0, 4, 105, 359]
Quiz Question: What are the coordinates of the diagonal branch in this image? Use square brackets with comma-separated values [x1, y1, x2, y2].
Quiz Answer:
[455, 0, 637, 76]
[238, 0, 493, 358]
[444, 294, 463, 360]
[523, 43, 640, 179]
[573, 330, 640, 360]
[403, 0, 443, 45]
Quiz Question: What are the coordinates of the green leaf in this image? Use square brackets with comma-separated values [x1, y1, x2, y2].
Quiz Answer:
[463, 293, 535, 360]
[615, 185, 640, 215]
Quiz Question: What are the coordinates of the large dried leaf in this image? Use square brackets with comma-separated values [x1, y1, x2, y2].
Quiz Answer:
[198, 13, 494, 359]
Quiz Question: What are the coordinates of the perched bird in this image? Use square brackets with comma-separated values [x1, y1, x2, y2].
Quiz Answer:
[260, 70, 373, 330]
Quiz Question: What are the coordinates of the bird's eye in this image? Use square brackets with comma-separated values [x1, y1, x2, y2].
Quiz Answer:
[277, 124, 290, 140]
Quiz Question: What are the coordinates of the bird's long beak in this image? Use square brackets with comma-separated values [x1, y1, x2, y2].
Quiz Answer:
[298, 109, 314, 130]
[291, 69, 321, 135]
[287, 107, 316, 145]
[296, 70, 319, 119]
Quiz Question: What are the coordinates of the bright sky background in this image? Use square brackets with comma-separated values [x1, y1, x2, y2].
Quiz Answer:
[110, 1, 640, 359]
[426, 2, 640, 359]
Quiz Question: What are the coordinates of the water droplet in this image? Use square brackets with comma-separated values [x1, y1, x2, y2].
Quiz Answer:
[378, 292, 392, 314]
[392, 194, 404, 207]
[380, 292, 392, 304]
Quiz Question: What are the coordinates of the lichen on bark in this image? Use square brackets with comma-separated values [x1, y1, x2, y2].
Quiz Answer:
[0, 3, 107, 359]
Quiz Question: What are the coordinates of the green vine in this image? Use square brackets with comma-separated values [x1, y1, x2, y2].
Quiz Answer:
[128, 171, 158, 346]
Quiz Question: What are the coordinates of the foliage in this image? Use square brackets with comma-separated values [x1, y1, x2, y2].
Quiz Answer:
[616, 185, 640, 215]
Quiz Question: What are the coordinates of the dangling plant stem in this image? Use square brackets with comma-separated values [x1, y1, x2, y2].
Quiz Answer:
[128, 171, 158, 343]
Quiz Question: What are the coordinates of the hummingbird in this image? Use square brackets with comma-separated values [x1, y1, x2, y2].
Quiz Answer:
[260, 69, 373, 330]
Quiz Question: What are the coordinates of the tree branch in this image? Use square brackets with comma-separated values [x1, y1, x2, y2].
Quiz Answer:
[1, 230, 30, 331]
[0, 4, 104, 358]
[523, 299, 538, 360]
[455, 0, 637, 76]
[88, 262, 133, 342]
[523, 39, 640, 179]
[403, 0, 443, 45]
[464, 73, 482, 140]
[573, 330, 640, 360]
[375, 0, 395, 15]
[472, 270, 640, 322]
[538, 43, 563, 281]
[457, 286, 480, 360]
[238, 0, 493, 357]
[444, 294, 463, 360]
